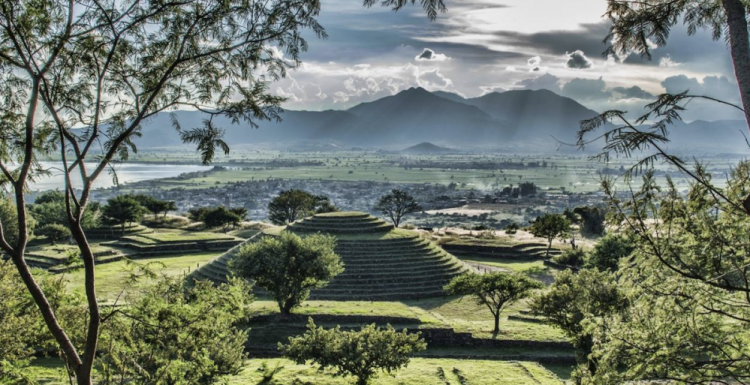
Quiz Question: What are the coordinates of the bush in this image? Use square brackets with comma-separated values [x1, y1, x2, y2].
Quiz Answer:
[553, 248, 586, 267]
[281, 319, 426, 385]
[36, 224, 71, 245]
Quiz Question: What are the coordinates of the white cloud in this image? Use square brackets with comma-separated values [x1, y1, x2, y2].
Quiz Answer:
[659, 55, 681, 67]
[565, 50, 593, 69]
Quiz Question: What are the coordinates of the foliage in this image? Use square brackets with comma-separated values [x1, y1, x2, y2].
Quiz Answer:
[445, 272, 543, 333]
[553, 248, 586, 268]
[98, 276, 254, 385]
[531, 269, 627, 380]
[529, 214, 570, 257]
[267, 190, 318, 225]
[584, 234, 633, 272]
[202, 206, 241, 233]
[231, 231, 342, 314]
[281, 319, 426, 385]
[102, 195, 147, 234]
[0, 196, 33, 246]
[30, 192, 101, 231]
[504, 222, 519, 235]
[0, 262, 85, 382]
[572, 206, 606, 237]
[313, 195, 340, 214]
[572, 167, 750, 384]
[36, 223, 71, 245]
[134, 195, 177, 219]
[518, 181, 537, 197]
[374, 189, 422, 227]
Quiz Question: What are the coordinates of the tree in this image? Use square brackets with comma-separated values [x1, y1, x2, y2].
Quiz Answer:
[530, 214, 570, 257]
[36, 224, 71, 245]
[267, 189, 317, 225]
[504, 221, 519, 235]
[188, 207, 212, 222]
[313, 195, 339, 214]
[553, 248, 586, 268]
[374, 189, 422, 227]
[573, 206, 606, 237]
[98, 276, 253, 385]
[203, 206, 241, 233]
[102, 196, 147, 235]
[531, 269, 627, 381]
[134, 195, 176, 220]
[445, 272, 543, 333]
[0, 0, 443, 380]
[0, 196, 33, 246]
[518, 181, 537, 197]
[231, 231, 342, 315]
[281, 319, 426, 385]
[603, 0, 750, 130]
[30, 192, 100, 230]
[229, 207, 248, 221]
[584, 234, 634, 272]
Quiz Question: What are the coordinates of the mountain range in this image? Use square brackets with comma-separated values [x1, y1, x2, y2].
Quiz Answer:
[131, 87, 750, 152]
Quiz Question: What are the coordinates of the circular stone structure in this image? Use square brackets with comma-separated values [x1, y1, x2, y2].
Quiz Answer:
[189, 212, 470, 301]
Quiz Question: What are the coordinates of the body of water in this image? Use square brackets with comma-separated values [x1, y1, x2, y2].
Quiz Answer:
[28, 162, 212, 191]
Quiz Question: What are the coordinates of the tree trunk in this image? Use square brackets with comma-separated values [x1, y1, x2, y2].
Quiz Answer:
[722, 0, 750, 131]
[493, 313, 500, 334]
[70, 222, 101, 385]
[546, 240, 552, 257]
[280, 299, 296, 316]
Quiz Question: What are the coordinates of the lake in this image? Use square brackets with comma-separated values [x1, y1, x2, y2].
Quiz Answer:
[28, 162, 212, 191]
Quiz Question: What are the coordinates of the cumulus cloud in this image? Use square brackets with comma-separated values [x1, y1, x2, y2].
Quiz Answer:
[415, 48, 450, 61]
[505, 66, 517, 72]
[418, 68, 453, 89]
[660, 74, 743, 120]
[527, 56, 542, 67]
[565, 50, 593, 69]
[561, 77, 608, 100]
[610, 86, 653, 100]
[659, 55, 680, 67]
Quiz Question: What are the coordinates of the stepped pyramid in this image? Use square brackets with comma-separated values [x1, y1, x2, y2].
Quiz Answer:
[189, 212, 470, 300]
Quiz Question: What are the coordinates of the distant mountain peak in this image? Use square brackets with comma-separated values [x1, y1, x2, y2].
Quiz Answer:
[402, 142, 454, 154]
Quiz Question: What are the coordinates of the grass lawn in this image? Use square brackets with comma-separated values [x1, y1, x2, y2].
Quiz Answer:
[247, 300, 445, 326]
[26, 244, 117, 260]
[263, 226, 418, 241]
[407, 296, 567, 342]
[228, 358, 565, 384]
[24, 357, 565, 385]
[459, 256, 547, 273]
[121, 230, 237, 244]
[64, 252, 220, 302]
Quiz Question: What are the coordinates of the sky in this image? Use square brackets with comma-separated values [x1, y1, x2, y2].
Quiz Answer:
[270, 0, 744, 121]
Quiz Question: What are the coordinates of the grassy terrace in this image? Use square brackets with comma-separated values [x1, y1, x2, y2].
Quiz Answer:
[64, 252, 220, 302]
[25, 357, 568, 384]
[121, 230, 238, 245]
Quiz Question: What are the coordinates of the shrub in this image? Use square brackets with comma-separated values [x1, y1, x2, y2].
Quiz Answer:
[554, 248, 586, 267]
[281, 319, 426, 385]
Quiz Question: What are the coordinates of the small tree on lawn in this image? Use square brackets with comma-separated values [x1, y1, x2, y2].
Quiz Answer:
[231, 231, 342, 315]
[267, 189, 317, 225]
[102, 196, 147, 235]
[36, 224, 71, 245]
[135, 195, 177, 220]
[281, 319, 426, 385]
[374, 189, 422, 227]
[530, 213, 571, 257]
[445, 272, 543, 334]
[203, 207, 241, 233]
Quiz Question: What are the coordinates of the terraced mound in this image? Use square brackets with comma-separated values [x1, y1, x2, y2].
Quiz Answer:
[21, 244, 129, 273]
[441, 241, 562, 260]
[115, 230, 243, 257]
[190, 212, 471, 300]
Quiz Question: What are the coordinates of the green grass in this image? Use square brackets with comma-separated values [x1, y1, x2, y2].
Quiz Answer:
[460, 256, 547, 273]
[228, 358, 565, 384]
[407, 296, 567, 342]
[262, 227, 417, 241]
[247, 300, 445, 326]
[23, 357, 565, 384]
[26, 244, 117, 260]
[64, 252, 220, 302]
[121, 230, 237, 244]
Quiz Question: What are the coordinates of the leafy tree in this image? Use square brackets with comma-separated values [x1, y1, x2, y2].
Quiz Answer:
[203, 206, 241, 233]
[134, 195, 177, 219]
[313, 195, 339, 214]
[281, 319, 426, 385]
[229, 207, 248, 221]
[518, 181, 537, 197]
[553, 248, 586, 268]
[445, 272, 543, 333]
[573, 206, 606, 237]
[602, 0, 750, 128]
[374, 189, 422, 227]
[584, 234, 634, 272]
[36, 224, 71, 245]
[531, 269, 627, 380]
[0, 196, 34, 246]
[0, 0, 444, 380]
[30, 193, 100, 230]
[102, 196, 147, 235]
[504, 221, 519, 235]
[34, 190, 66, 205]
[530, 214, 570, 257]
[188, 207, 212, 222]
[231, 231, 342, 315]
[98, 276, 253, 385]
[268, 189, 317, 225]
